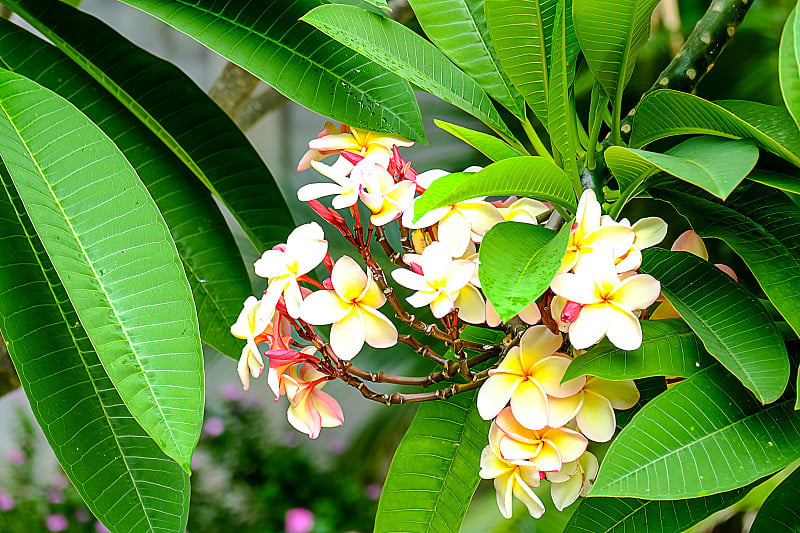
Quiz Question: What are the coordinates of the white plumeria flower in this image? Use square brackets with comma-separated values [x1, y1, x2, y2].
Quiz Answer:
[391, 242, 485, 323]
[230, 295, 277, 390]
[300, 123, 413, 170]
[601, 215, 668, 273]
[572, 376, 639, 442]
[354, 161, 416, 226]
[254, 222, 328, 319]
[546, 451, 599, 511]
[283, 363, 344, 439]
[300, 255, 398, 360]
[498, 197, 550, 224]
[550, 250, 661, 350]
[297, 159, 363, 208]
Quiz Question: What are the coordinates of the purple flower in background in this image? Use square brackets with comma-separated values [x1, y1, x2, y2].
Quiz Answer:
[365, 483, 382, 500]
[202, 416, 225, 438]
[95, 521, 111, 533]
[0, 489, 15, 511]
[285, 507, 314, 533]
[221, 382, 242, 401]
[51, 474, 69, 490]
[47, 488, 64, 504]
[46, 513, 68, 532]
[74, 509, 90, 523]
[6, 448, 25, 464]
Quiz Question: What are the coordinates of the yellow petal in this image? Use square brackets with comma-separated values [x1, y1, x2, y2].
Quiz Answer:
[611, 274, 661, 311]
[332, 255, 368, 302]
[360, 307, 398, 349]
[477, 373, 522, 421]
[510, 379, 549, 430]
[576, 390, 616, 442]
[532, 356, 585, 398]
[547, 394, 583, 428]
[511, 472, 546, 518]
[454, 283, 486, 324]
[586, 377, 640, 410]
[543, 427, 588, 464]
[519, 325, 564, 369]
[530, 440, 562, 472]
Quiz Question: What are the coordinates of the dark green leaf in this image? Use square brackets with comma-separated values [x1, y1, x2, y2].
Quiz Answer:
[747, 169, 800, 196]
[780, 4, 800, 129]
[640, 248, 789, 404]
[750, 466, 800, 532]
[434, 120, 525, 161]
[547, 0, 578, 179]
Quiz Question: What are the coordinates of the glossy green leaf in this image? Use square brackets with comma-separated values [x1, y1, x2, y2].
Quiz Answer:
[653, 182, 800, 342]
[547, 0, 578, 178]
[780, 4, 800, 129]
[747, 169, 800, 196]
[615, 376, 666, 429]
[5, 0, 298, 251]
[408, 0, 525, 118]
[374, 390, 490, 533]
[414, 156, 577, 218]
[434, 119, 525, 161]
[750, 466, 800, 532]
[114, 0, 424, 143]
[563, 318, 712, 382]
[0, 69, 203, 471]
[0, 18, 249, 360]
[479, 222, 570, 322]
[639, 248, 789, 404]
[0, 162, 190, 533]
[592, 363, 800, 499]
[630, 90, 800, 168]
[302, 4, 517, 143]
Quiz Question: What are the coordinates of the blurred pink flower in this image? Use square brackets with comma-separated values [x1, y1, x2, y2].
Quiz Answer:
[202, 416, 225, 438]
[6, 448, 25, 464]
[95, 522, 111, 533]
[285, 507, 315, 533]
[0, 489, 14, 511]
[46, 514, 68, 532]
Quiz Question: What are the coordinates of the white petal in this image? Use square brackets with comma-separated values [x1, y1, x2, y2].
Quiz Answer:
[361, 307, 399, 349]
[297, 182, 345, 202]
[455, 284, 486, 324]
[330, 309, 366, 360]
[568, 305, 610, 350]
[332, 255, 369, 302]
[300, 290, 352, 325]
[391, 268, 429, 292]
[477, 374, 522, 420]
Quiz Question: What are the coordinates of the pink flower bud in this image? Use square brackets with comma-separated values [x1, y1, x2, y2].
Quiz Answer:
[560, 301, 582, 323]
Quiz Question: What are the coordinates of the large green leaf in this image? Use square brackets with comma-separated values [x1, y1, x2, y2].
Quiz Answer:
[479, 222, 570, 322]
[606, 136, 759, 211]
[302, 4, 517, 143]
[374, 389, 490, 533]
[413, 156, 577, 218]
[591, 363, 800, 499]
[547, 0, 578, 179]
[434, 120, 525, 161]
[563, 318, 712, 382]
[780, 4, 800, 129]
[408, 0, 525, 118]
[748, 169, 800, 196]
[653, 182, 800, 342]
[639, 248, 789, 404]
[750, 466, 800, 532]
[5, 0, 296, 251]
[630, 90, 800, 168]
[0, 18, 249, 360]
[0, 70, 203, 471]
[0, 161, 191, 533]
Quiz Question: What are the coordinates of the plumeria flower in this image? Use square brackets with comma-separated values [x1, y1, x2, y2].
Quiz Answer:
[254, 222, 329, 318]
[354, 161, 416, 226]
[231, 295, 277, 390]
[301, 255, 398, 360]
[485, 299, 542, 328]
[283, 364, 344, 439]
[602, 215, 668, 273]
[297, 122, 413, 171]
[477, 325, 585, 429]
[496, 197, 550, 224]
[392, 241, 485, 323]
[267, 346, 318, 401]
[546, 451, 599, 511]
[550, 250, 661, 350]
[479, 421, 546, 519]
[572, 377, 639, 442]
[297, 159, 363, 208]
[560, 190, 635, 273]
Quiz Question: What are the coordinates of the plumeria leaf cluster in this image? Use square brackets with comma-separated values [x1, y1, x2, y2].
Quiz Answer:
[0, 0, 798, 532]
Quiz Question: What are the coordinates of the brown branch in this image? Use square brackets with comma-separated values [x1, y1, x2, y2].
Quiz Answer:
[0, 331, 20, 398]
[343, 362, 447, 387]
[234, 86, 288, 132]
[207, 62, 260, 118]
[374, 226, 406, 266]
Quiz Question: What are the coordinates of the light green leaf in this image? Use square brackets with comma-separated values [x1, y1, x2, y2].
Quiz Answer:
[780, 4, 800, 129]
[5, 0, 295, 252]
[479, 222, 570, 322]
[653, 182, 800, 342]
[547, 0, 578, 179]
[630, 90, 800, 168]
[0, 161, 190, 533]
[434, 119, 525, 161]
[563, 318, 712, 382]
[747, 169, 800, 196]
[0, 18, 250, 360]
[639, 248, 789, 404]
[413, 156, 577, 218]
[750, 466, 800, 532]
[0, 69, 203, 471]
[591, 363, 800, 499]
[374, 389, 490, 533]
[302, 4, 517, 143]
[408, 0, 525, 118]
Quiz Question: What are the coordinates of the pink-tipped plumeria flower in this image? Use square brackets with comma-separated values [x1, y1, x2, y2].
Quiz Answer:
[480, 420, 546, 519]
[546, 451, 599, 511]
[496, 197, 550, 224]
[267, 346, 318, 401]
[560, 190, 635, 273]
[550, 250, 661, 350]
[601, 215, 668, 273]
[254, 222, 329, 318]
[300, 255, 398, 360]
[354, 161, 416, 226]
[282, 363, 344, 439]
[231, 295, 277, 390]
[478, 326, 585, 429]
[571, 376, 639, 442]
[297, 122, 413, 171]
[392, 241, 485, 323]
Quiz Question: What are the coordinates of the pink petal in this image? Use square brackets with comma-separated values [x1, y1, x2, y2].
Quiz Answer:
[310, 389, 344, 428]
[672, 230, 708, 259]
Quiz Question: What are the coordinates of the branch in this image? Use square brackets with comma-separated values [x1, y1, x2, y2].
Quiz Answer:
[234, 87, 288, 132]
[0, 331, 20, 398]
[207, 62, 260, 118]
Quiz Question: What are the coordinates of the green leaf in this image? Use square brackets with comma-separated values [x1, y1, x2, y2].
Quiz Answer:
[747, 169, 800, 196]
[414, 156, 577, 218]
[653, 182, 800, 342]
[606, 136, 759, 208]
[563, 318, 712, 382]
[750, 466, 800, 532]
[547, 0, 578, 179]
[479, 222, 570, 322]
[591, 363, 800, 499]
[0, 69, 203, 472]
[434, 119, 525, 161]
[0, 18, 250, 360]
[630, 90, 800, 168]
[615, 376, 666, 429]
[573, 0, 660, 125]
[780, 4, 800, 129]
[374, 390, 490, 533]
[5, 0, 298, 252]
[639, 248, 789, 404]
[113, 0, 424, 143]
[408, 0, 525, 118]
[0, 161, 190, 533]
[302, 4, 517, 142]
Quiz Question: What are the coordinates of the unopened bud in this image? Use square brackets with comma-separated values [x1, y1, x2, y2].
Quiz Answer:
[561, 301, 582, 323]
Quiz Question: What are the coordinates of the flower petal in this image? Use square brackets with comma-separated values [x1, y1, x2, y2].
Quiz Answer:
[568, 304, 610, 350]
[672, 230, 708, 259]
[510, 380, 549, 430]
[550, 273, 600, 305]
[329, 309, 366, 360]
[300, 290, 352, 325]
[332, 255, 369, 302]
[533, 356, 585, 398]
[454, 284, 486, 324]
[391, 268, 429, 292]
[310, 389, 345, 428]
[586, 377, 640, 409]
[543, 427, 587, 463]
[550, 470, 583, 511]
[361, 307, 399, 349]
[605, 303, 644, 350]
[511, 473, 546, 518]
[297, 182, 346, 202]
[547, 394, 583, 428]
[612, 274, 661, 311]
[494, 474, 515, 519]
[437, 209, 472, 257]
[479, 445, 512, 479]
[406, 290, 437, 309]
[519, 325, 564, 370]
[576, 390, 616, 442]
[632, 217, 667, 249]
[530, 440, 562, 472]
[477, 374, 522, 421]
